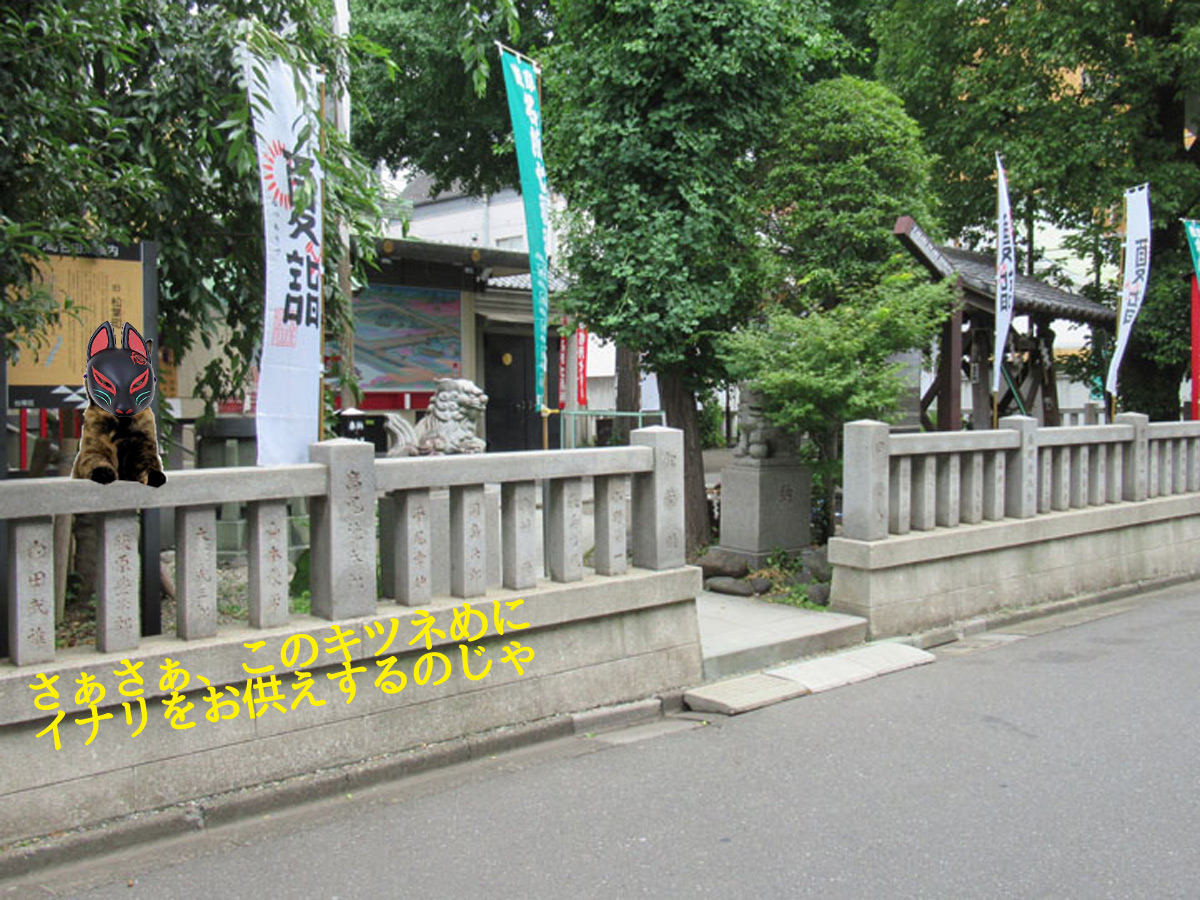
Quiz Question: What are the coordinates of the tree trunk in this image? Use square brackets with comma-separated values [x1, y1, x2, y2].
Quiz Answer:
[612, 344, 641, 445]
[814, 426, 840, 545]
[658, 370, 712, 558]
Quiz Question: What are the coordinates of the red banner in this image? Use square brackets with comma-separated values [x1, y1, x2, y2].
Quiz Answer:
[557, 330, 568, 410]
[576, 327, 588, 406]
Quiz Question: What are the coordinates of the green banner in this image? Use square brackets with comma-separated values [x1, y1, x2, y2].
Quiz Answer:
[499, 46, 551, 409]
[1185, 219, 1200, 282]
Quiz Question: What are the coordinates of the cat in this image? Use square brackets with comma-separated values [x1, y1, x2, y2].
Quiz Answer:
[71, 320, 167, 487]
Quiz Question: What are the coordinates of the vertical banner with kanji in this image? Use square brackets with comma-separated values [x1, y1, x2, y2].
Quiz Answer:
[243, 53, 324, 465]
[992, 153, 1017, 395]
[1183, 219, 1200, 419]
[576, 327, 588, 406]
[499, 45, 550, 409]
[1106, 184, 1152, 397]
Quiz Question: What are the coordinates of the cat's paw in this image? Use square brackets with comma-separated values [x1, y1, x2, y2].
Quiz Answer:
[89, 466, 116, 485]
[145, 469, 167, 488]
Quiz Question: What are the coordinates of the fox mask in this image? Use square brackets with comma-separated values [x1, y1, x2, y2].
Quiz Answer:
[84, 321, 156, 417]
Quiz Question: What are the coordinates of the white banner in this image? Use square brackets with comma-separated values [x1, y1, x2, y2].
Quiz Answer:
[243, 54, 324, 465]
[1105, 184, 1152, 396]
[992, 153, 1017, 395]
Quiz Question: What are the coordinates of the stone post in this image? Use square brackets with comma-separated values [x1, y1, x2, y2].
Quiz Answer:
[960, 452, 984, 524]
[501, 481, 539, 590]
[547, 477, 585, 583]
[308, 439, 377, 619]
[1115, 413, 1148, 501]
[631, 426, 686, 570]
[175, 505, 217, 639]
[450, 484, 487, 598]
[842, 420, 890, 541]
[935, 454, 961, 528]
[1000, 416, 1038, 519]
[717, 388, 811, 563]
[888, 456, 911, 535]
[248, 500, 290, 628]
[97, 511, 140, 653]
[8, 517, 54, 666]
[981, 450, 1006, 521]
[387, 489, 433, 606]
[593, 474, 629, 576]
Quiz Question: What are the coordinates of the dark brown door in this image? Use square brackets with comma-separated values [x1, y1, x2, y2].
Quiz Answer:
[483, 330, 561, 451]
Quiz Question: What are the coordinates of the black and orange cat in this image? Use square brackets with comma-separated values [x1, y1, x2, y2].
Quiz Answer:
[71, 321, 167, 487]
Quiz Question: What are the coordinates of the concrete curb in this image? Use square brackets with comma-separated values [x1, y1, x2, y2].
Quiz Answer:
[897, 572, 1196, 650]
[0, 713, 578, 882]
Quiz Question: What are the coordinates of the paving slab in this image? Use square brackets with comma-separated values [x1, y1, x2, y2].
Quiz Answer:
[768, 656, 879, 693]
[695, 590, 867, 679]
[683, 673, 810, 716]
[769, 643, 935, 693]
[838, 642, 938, 676]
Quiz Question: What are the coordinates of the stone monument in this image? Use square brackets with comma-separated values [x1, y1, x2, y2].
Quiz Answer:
[717, 387, 811, 567]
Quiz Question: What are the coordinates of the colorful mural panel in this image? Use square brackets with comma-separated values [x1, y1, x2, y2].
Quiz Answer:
[354, 285, 462, 389]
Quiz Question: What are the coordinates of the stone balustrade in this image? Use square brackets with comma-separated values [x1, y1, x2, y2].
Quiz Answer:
[0, 426, 702, 850]
[832, 415, 1200, 638]
[2, 427, 686, 668]
[840, 413, 1200, 541]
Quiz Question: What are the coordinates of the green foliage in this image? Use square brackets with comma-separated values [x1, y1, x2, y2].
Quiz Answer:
[723, 275, 953, 442]
[0, 1, 157, 359]
[698, 390, 726, 450]
[722, 272, 953, 539]
[545, 0, 834, 392]
[875, 0, 1200, 417]
[351, 0, 549, 196]
[758, 75, 938, 308]
[2, 1, 387, 410]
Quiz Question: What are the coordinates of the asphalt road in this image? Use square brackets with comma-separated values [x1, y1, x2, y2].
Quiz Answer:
[9, 582, 1200, 899]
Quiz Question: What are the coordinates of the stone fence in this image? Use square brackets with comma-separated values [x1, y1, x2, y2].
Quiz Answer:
[830, 414, 1200, 638]
[0, 427, 701, 849]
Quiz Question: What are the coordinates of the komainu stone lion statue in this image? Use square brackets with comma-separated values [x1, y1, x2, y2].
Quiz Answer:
[385, 378, 488, 456]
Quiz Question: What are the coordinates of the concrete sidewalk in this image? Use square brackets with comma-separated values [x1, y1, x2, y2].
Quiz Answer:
[690, 592, 939, 715]
[694, 589, 866, 680]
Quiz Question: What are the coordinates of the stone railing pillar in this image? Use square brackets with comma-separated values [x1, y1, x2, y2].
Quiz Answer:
[175, 505, 217, 639]
[843, 421, 889, 540]
[247, 500, 290, 627]
[7, 517, 54, 666]
[546, 477, 585, 583]
[1000, 416, 1038, 519]
[631, 427, 685, 570]
[449, 484, 487, 598]
[97, 512, 140, 652]
[309, 439, 377, 619]
[593, 474, 630, 576]
[501, 481, 538, 590]
[1115, 412, 1149, 501]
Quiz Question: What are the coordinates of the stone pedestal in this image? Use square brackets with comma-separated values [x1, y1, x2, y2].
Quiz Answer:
[717, 387, 810, 568]
[717, 460, 812, 569]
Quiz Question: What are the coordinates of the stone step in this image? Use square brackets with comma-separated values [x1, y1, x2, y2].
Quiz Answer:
[696, 591, 867, 681]
[684, 642, 935, 716]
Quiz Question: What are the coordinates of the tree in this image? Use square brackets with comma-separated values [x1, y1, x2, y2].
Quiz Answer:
[544, 0, 832, 555]
[875, 0, 1200, 420]
[351, 0, 551, 196]
[722, 273, 951, 540]
[1, 1, 384, 411]
[0, 1, 155, 359]
[723, 75, 951, 541]
[757, 75, 939, 308]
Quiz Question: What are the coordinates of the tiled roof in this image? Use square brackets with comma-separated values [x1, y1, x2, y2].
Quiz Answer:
[399, 172, 469, 206]
[895, 216, 1116, 326]
[487, 271, 570, 293]
[940, 245, 1116, 326]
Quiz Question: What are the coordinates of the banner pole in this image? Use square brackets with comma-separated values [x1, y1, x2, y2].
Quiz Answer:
[1192, 274, 1199, 420]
